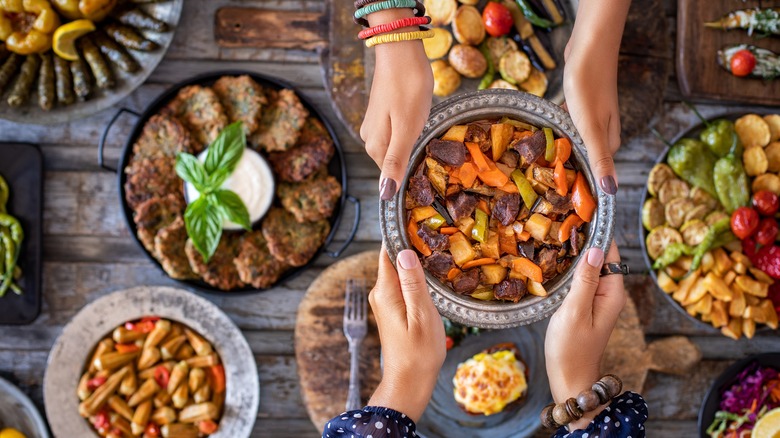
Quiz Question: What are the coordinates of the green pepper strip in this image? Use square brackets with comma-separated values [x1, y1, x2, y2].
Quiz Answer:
[690, 217, 732, 271]
[652, 242, 694, 270]
[472, 208, 489, 243]
[0, 228, 15, 297]
[478, 42, 495, 90]
[424, 213, 446, 231]
[543, 127, 555, 162]
[511, 169, 538, 208]
[0, 175, 8, 214]
[500, 117, 538, 132]
[516, 0, 556, 28]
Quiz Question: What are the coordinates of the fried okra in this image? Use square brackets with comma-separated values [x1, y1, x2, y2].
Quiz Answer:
[233, 231, 288, 289]
[251, 89, 309, 152]
[212, 75, 267, 136]
[133, 194, 185, 255]
[163, 85, 228, 148]
[278, 175, 342, 222]
[185, 233, 245, 290]
[262, 208, 330, 267]
[155, 216, 198, 280]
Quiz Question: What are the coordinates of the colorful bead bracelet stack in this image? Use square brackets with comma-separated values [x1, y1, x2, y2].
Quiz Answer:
[540, 374, 623, 430]
[353, 0, 432, 47]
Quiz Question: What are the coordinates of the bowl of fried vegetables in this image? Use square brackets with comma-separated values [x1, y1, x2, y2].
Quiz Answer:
[380, 89, 615, 329]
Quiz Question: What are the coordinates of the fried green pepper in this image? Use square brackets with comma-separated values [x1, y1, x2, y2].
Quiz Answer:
[79, 37, 114, 89]
[652, 242, 694, 270]
[700, 119, 742, 158]
[7, 54, 40, 107]
[114, 6, 169, 32]
[690, 217, 731, 271]
[0, 213, 23, 297]
[54, 54, 74, 106]
[102, 21, 158, 51]
[478, 41, 495, 90]
[713, 154, 750, 214]
[70, 54, 92, 100]
[93, 30, 140, 73]
[666, 138, 718, 197]
[38, 51, 55, 111]
[0, 174, 8, 213]
[0, 53, 22, 94]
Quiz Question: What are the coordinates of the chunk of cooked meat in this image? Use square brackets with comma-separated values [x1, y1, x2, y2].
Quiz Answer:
[498, 149, 519, 168]
[465, 124, 490, 152]
[545, 189, 574, 215]
[535, 247, 558, 281]
[446, 191, 477, 222]
[518, 240, 534, 260]
[234, 231, 288, 289]
[556, 258, 573, 275]
[154, 216, 198, 280]
[512, 129, 545, 164]
[427, 138, 466, 166]
[492, 193, 521, 226]
[162, 85, 228, 148]
[134, 194, 185, 255]
[131, 114, 197, 159]
[417, 225, 450, 251]
[251, 88, 309, 152]
[493, 278, 527, 303]
[124, 156, 184, 210]
[185, 232, 246, 290]
[267, 120, 335, 182]
[278, 175, 342, 222]
[570, 230, 584, 257]
[424, 251, 455, 281]
[452, 269, 480, 294]
[408, 175, 435, 207]
[212, 75, 267, 135]
[262, 208, 330, 267]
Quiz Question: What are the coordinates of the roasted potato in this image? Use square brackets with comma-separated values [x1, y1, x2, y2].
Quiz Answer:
[764, 114, 780, 142]
[519, 68, 548, 97]
[752, 173, 780, 195]
[425, 0, 458, 25]
[448, 44, 487, 78]
[735, 114, 771, 148]
[423, 27, 454, 60]
[458, 0, 479, 5]
[486, 37, 518, 64]
[452, 5, 485, 45]
[743, 146, 769, 176]
[488, 79, 517, 90]
[431, 60, 461, 97]
[765, 141, 780, 173]
[498, 50, 531, 84]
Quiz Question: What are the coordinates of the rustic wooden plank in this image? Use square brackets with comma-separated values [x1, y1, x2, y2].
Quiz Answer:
[251, 418, 320, 437]
[215, 8, 326, 50]
[644, 360, 731, 420]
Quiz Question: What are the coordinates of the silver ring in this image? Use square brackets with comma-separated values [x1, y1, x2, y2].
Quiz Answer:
[600, 262, 629, 277]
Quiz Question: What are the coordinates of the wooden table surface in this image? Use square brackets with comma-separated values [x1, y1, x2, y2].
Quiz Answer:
[0, 0, 778, 437]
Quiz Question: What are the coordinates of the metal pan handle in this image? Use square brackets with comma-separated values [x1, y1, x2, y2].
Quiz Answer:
[324, 195, 361, 258]
[98, 107, 140, 172]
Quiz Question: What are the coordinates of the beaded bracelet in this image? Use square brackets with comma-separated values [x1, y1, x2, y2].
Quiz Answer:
[364, 29, 435, 48]
[358, 16, 431, 39]
[354, 0, 416, 19]
[354, 0, 381, 9]
[353, 0, 425, 27]
[540, 374, 623, 430]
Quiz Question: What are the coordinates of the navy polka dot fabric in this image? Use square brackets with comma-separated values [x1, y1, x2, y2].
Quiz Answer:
[323, 406, 417, 438]
[553, 392, 648, 438]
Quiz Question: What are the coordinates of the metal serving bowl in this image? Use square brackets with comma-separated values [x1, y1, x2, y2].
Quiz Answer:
[0, 377, 50, 438]
[380, 90, 615, 329]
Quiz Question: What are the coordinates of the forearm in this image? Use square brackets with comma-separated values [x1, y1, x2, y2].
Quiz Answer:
[366, 9, 427, 63]
[570, 0, 630, 55]
[367, 370, 436, 423]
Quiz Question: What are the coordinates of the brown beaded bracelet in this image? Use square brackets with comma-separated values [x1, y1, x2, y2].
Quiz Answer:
[353, 0, 425, 27]
[540, 374, 623, 430]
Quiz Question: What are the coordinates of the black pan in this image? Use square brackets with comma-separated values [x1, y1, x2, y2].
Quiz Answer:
[97, 70, 360, 295]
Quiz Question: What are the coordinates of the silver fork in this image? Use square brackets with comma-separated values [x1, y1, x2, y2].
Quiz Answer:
[343, 278, 367, 412]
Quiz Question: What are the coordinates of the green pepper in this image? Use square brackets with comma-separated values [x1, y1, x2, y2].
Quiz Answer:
[690, 217, 731, 271]
[711, 230, 737, 250]
[543, 127, 555, 162]
[652, 242, 695, 270]
[515, 0, 556, 28]
[478, 42, 495, 90]
[424, 213, 446, 231]
[667, 138, 718, 197]
[700, 119, 743, 158]
[472, 208, 489, 243]
[511, 169, 538, 209]
[0, 174, 8, 213]
[713, 154, 750, 214]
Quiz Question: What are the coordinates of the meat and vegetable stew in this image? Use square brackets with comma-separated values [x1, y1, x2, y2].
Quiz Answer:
[405, 118, 595, 302]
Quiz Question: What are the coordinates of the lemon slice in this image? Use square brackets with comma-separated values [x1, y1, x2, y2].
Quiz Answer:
[753, 407, 780, 438]
[53, 19, 96, 61]
[0, 428, 27, 438]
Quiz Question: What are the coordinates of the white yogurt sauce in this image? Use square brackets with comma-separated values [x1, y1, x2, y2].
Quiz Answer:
[184, 148, 275, 230]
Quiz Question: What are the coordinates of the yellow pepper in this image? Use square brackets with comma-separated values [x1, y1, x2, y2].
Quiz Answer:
[0, 0, 60, 55]
[51, 0, 115, 21]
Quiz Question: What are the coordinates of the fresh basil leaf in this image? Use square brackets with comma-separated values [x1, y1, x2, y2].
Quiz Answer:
[184, 196, 225, 263]
[214, 189, 251, 230]
[205, 122, 245, 175]
[175, 153, 209, 191]
[208, 166, 232, 190]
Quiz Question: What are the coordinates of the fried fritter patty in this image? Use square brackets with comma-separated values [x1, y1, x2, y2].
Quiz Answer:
[251, 88, 309, 152]
[124, 156, 183, 210]
[185, 232, 245, 290]
[131, 114, 195, 160]
[133, 194, 185, 254]
[233, 231, 288, 289]
[155, 216, 198, 280]
[278, 175, 342, 222]
[267, 118, 335, 182]
[262, 208, 330, 267]
[212, 75, 267, 135]
[162, 85, 228, 149]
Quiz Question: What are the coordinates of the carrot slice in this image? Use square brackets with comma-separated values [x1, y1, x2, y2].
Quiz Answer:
[459, 162, 478, 188]
[517, 230, 531, 241]
[477, 199, 490, 215]
[461, 257, 497, 270]
[554, 138, 571, 165]
[558, 213, 584, 243]
[478, 161, 510, 188]
[553, 160, 567, 197]
[511, 258, 543, 283]
[439, 227, 459, 235]
[408, 219, 433, 256]
[499, 181, 519, 194]
[571, 172, 596, 222]
[447, 268, 462, 281]
[209, 365, 226, 394]
[466, 142, 490, 172]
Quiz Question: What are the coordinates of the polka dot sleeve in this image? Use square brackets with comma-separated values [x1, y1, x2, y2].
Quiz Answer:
[322, 406, 418, 438]
[553, 392, 648, 438]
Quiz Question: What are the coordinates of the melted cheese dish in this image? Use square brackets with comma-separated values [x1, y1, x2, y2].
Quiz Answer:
[453, 350, 527, 416]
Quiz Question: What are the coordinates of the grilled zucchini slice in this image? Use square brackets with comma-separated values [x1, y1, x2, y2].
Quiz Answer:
[646, 226, 683, 260]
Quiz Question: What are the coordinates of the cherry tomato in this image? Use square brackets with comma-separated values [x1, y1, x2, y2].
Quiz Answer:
[731, 207, 760, 240]
[445, 336, 455, 350]
[145, 423, 161, 437]
[482, 2, 514, 37]
[753, 191, 780, 217]
[756, 218, 779, 246]
[731, 49, 756, 77]
[86, 376, 107, 391]
[154, 365, 170, 388]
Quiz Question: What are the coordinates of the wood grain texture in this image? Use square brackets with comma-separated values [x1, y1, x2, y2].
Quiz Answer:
[677, 0, 780, 105]
[215, 8, 326, 50]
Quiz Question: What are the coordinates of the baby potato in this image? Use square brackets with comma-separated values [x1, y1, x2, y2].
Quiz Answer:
[488, 79, 518, 90]
[735, 114, 771, 149]
[452, 5, 485, 45]
[765, 142, 780, 173]
[425, 0, 458, 26]
[423, 28, 453, 60]
[448, 44, 487, 78]
[743, 146, 769, 176]
[752, 173, 780, 195]
[764, 114, 780, 142]
[431, 60, 461, 97]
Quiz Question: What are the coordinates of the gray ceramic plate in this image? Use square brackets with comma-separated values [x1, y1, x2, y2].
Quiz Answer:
[418, 322, 549, 438]
[43, 286, 259, 438]
[0, 377, 50, 438]
[0, 1, 182, 125]
[380, 89, 615, 329]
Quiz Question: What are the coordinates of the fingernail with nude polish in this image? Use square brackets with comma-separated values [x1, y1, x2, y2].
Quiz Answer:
[398, 250, 419, 270]
[600, 176, 617, 195]
[587, 248, 604, 267]
[380, 178, 397, 201]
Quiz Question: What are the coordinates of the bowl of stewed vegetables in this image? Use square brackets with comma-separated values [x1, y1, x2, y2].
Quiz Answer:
[380, 89, 615, 329]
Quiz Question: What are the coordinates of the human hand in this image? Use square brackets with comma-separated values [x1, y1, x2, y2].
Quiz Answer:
[361, 10, 433, 200]
[367, 249, 446, 422]
[545, 243, 626, 429]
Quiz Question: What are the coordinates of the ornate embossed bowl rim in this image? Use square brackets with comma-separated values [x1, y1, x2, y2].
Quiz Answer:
[380, 90, 615, 329]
